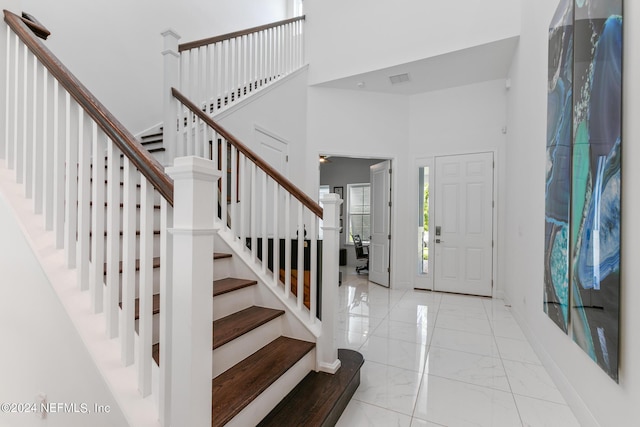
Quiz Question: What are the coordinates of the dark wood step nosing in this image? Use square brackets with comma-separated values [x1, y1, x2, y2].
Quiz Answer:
[213, 252, 232, 260]
[213, 306, 284, 350]
[213, 277, 257, 297]
[104, 257, 161, 275]
[212, 336, 315, 427]
[257, 349, 364, 427]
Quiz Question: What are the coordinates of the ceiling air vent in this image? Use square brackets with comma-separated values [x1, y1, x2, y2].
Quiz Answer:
[389, 73, 410, 85]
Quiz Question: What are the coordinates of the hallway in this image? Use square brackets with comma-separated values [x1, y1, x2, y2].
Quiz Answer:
[335, 269, 581, 426]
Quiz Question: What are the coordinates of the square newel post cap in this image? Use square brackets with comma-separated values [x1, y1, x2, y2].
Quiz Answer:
[166, 156, 220, 182]
[161, 28, 181, 54]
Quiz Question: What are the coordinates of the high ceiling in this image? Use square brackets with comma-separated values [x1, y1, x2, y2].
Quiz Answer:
[314, 37, 519, 95]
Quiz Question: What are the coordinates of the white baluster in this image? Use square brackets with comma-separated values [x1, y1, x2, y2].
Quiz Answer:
[17, 42, 27, 185]
[63, 96, 78, 268]
[167, 156, 218, 427]
[159, 198, 173, 426]
[121, 158, 137, 366]
[297, 203, 304, 309]
[272, 183, 279, 287]
[76, 113, 91, 291]
[105, 142, 121, 338]
[239, 154, 247, 249]
[138, 177, 155, 397]
[261, 171, 268, 274]
[318, 193, 342, 373]
[186, 110, 193, 156]
[31, 55, 41, 210]
[250, 162, 257, 262]
[284, 193, 291, 298]
[230, 144, 237, 234]
[1, 26, 9, 160]
[53, 80, 65, 248]
[310, 214, 317, 323]
[43, 66, 54, 230]
[211, 43, 221, 113]
[220, 138, 228, 227]
[16, 42, 27, 185]
[90, 127, 106, 312]
[205, 44, 212, 114]
[9, 34, 19, 169]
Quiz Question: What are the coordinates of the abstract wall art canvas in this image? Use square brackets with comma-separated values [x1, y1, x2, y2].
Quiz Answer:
[545, 0, 574, 333]
[545, 0, 622, 382]
[571, 0, 622, 382]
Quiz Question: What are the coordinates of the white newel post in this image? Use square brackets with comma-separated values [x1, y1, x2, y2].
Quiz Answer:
[318, 193, 342, 373]
[167, 157, 220, 427]
[162, 29, 181, 166]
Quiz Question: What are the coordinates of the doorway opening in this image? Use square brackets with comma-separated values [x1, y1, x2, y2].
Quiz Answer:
[319, 155, 392, 287]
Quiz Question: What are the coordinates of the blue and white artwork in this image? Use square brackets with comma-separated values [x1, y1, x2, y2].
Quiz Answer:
[545, 0, 574, 333]
[545, 0, 622, 382]
[570, 0, 622, 382]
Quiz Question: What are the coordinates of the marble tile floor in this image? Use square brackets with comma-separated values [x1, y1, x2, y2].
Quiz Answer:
[335, 269, 581, 427]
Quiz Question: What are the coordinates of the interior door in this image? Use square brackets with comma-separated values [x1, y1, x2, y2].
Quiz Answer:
[369, 160, 391, 287]
[434, 152, 493, 296]
[255, 128, 288, 236]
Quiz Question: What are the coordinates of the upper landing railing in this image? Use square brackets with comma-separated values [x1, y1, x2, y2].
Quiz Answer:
[165, 16, 305, 122]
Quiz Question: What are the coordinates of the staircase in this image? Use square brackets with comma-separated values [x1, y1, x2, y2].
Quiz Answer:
[1, 9, 362, 427]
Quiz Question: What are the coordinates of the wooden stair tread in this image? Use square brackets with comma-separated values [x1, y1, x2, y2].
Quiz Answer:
[118, 293, 160, 321]
[258, 349, 364, 427]
[212, 336, 315, 427]
[104, 257, 161, 275]
[213, 277, 257, 297]
[213, 252, 232, 260]
[213, 306, 284, 350]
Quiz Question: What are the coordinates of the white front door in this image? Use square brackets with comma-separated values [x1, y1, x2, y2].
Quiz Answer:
[369, 160, 391, 287]
[434, 152, 493, 296]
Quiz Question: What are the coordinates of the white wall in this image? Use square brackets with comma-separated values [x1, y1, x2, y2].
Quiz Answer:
[0, 195, 128, 427]
[216, 69, 309, 190]
[505, 2, 639, 426]
[408, 79, 509, 295]
[16, 0, 288, 134]
[306, 87, 410, 287]
[304, 0, 521, 85]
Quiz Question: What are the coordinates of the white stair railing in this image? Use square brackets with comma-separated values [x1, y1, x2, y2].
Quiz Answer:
[2, 10, 180, 424]
[170, 88, 342, 373]
[177, 16, 305, 116]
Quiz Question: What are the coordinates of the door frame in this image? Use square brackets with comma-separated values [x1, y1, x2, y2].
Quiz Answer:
[317, 151, 397, 287]
[414, 150, 499, 298]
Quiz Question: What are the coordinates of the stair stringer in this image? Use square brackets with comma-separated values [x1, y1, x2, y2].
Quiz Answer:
[214, 227, 321, 344]
[0, 164, 159, 427]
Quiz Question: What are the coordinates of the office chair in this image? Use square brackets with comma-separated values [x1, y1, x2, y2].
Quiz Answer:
[352, 234, 369, 274]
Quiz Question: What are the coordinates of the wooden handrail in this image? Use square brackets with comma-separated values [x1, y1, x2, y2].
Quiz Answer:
[179, 16, 305, 53]
[4, 10, 174, 206]
[172, 87, 323, 218]
[21, 12, 50, 40]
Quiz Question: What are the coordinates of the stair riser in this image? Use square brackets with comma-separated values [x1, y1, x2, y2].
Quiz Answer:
[212, 318, 282, 379]
[213, 257, 232, 282]
[212, 286, 255, 321]
[224, 350, 315, 427]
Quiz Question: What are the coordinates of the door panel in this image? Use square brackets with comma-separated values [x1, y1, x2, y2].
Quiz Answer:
[369, 160, 391, 287]
[434, 152, 493, 296]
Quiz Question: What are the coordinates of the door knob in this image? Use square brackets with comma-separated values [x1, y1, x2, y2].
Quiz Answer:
[435, 239, 444, 243]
